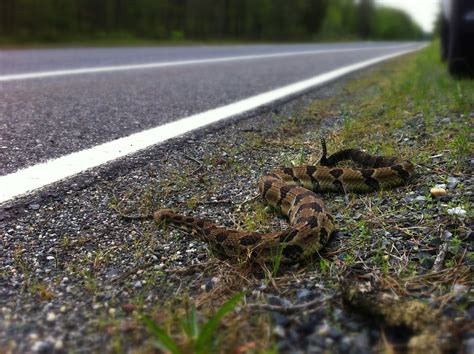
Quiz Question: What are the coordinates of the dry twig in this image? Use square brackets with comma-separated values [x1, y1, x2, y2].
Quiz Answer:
[247, 298, 322, 314]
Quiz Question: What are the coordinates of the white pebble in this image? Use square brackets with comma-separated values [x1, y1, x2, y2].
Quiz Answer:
[134, 281, 142, 288]
[46, 312, 56, 322]
[28, 333, 39, 340]
[318, 322, 330, 336]
[31, 341, 49, 352]
[453, 283, 467, 293]
[447, 207, 467, 216]
[273, 325, 285, 337]
[54, 339, 64, 350]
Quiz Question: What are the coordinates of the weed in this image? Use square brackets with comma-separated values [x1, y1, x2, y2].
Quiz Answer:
[319, 258, 330, 274]
[142, 292, 244, 353]
[242, 204, 270, 232]
[450, 125, 471, 168]
[29, 281, 55, 301]
[267, 242, 284, 279]
[186, 194, 201, 209]
[81, 269, 98, 294]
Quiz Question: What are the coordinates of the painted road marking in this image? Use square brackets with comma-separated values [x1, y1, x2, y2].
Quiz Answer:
[0, 44, 416, 82]
[0, 44, 426, 204]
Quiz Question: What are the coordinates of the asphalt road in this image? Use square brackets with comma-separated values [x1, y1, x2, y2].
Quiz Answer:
[0, 42, 421, 176]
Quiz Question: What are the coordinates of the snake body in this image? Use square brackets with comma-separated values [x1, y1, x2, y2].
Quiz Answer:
[154, 140, 414, 263]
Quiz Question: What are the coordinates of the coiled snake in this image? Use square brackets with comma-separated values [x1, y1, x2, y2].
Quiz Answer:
[155, 140, 414, 263]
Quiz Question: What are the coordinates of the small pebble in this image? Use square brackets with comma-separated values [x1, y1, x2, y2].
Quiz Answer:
[340, 337, 353, 351]
[296, 289, 311, 299]
[273, 325, 285, 338]
[54, 339, 64, 350]
[28, 333, 39, 340]
[414, 196, 426, 202]
[431, 187, 447, 198]
[133, 281, 142, 288]
[46, 312, 56, 322]
[440, 117, 451, 124]
[447, 176, 460, 189]
[268, 296, 291, 307]
[453, 283, 467, 293]
[447, 207, 467, 216]
[442, 231, 453, 240]
[325, 337, 334, 346]
[354, 330, 370, 349]
[328, 327, 342, 339]
[317, 322, 330, 336]
[271, 312, 290, 326]
[464, 338, 474, 354]
[31, 341, 52, 353]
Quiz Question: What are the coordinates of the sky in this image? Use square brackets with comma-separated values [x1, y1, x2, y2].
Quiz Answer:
[375, 0, 441, 33]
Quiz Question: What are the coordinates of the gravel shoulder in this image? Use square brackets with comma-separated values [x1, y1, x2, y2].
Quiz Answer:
[1, 43, 472, 353]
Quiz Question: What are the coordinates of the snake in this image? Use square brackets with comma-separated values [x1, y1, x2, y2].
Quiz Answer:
[154, 139, 414, 263]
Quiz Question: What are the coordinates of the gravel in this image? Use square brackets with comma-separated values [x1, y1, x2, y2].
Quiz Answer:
[1, 64, 472, 353]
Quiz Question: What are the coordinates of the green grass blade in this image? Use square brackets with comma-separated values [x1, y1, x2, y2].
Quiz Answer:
[195, 292, 244, 353]
[271, 243, 284, 277]
[141, 315, 181, 354]
[182, 304, 199, 340]
[189, 305, 199, 339]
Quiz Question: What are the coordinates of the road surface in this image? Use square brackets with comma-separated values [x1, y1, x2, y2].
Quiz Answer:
[0, 42, 420, 202]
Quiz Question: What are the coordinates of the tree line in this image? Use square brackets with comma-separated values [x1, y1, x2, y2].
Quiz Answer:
[0, 0, 424, 44]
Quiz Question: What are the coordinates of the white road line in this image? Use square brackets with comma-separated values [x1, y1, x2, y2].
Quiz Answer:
[0, 44, 426, 204]
[0, 44, 416, 82]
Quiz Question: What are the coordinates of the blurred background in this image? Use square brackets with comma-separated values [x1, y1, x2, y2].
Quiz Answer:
[0, 0, 437, 46]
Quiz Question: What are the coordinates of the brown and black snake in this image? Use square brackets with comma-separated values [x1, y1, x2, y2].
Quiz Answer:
[154, 139, 415, 263]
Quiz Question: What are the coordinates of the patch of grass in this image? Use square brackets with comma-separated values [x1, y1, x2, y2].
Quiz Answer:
[142, 292, 244, 354]
[29, 280, 55, 301]
[81, 269, 98, 294]
[450, 125, 471, 167]
[319, 258, 331, 274]
[260, 242, 285, 281]
[242, 204, 271, 232]
[332, 43, 473, 166]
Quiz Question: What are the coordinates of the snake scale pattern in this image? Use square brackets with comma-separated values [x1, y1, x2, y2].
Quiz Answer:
[154, 140, 414, 263]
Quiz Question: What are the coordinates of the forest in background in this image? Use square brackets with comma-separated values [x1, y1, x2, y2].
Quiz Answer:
[0, 0, 425, 45]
